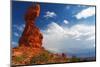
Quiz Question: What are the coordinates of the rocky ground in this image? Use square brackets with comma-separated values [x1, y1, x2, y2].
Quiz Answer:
[12, 46, 68, 65]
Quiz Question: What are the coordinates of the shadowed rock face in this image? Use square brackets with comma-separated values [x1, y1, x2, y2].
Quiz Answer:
[19, 4, 43, 48]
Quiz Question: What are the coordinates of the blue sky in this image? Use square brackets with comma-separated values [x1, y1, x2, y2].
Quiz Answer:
[12, 1, 96, 57]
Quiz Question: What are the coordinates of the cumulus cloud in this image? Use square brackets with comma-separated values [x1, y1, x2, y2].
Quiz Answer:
[66, 6, 70, 9]
[44, 11, 57, 18]
[12, 24, 25, 47]
[75, 7, 95, 19]
[13, 24, 25, 32]
[12, 41, 18, 47]
[14, 32, 19, 37]
[86, 36, 95, 41]
[42, 22, 95, 54]
[63, 19, 69, 24]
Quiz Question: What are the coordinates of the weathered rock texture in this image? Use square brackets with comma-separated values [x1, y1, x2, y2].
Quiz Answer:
[12, 4, 68, 65]
[19, 4, 43, 48]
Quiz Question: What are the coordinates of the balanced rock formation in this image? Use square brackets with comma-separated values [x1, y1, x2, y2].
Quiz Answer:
[19, 4, 43, 48]
[12, 4, 68, 65]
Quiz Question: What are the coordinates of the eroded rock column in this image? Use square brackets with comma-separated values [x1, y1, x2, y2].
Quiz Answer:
[19, 4, 43, 48]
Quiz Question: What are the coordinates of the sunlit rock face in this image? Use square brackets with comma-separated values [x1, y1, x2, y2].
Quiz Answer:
[19, 4, 43, 48]
[12, 4, 70, 65]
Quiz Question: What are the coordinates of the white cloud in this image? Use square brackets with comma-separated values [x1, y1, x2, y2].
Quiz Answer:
[42, 22, 95, 54]
[44, 11, 57, 18]
[66, 6, 70, 9]
[86, 36, 95, 41]
[14, 32, 19, 37]
[45, 22, 65, 34]
[13, 24, 25, 32]
[12, 41, 17, 45]
[77, 5, 87, 8]
[63, 20, 69, 24]
[75, 7, 95, 19]
[12, 41, 18, 47]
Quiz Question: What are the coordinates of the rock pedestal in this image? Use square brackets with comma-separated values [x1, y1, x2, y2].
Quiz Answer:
[19, 4, 43, 48]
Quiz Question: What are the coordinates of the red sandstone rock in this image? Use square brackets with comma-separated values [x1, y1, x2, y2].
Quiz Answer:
[12, 4, 68, 65]
[19, 4, 43, 48]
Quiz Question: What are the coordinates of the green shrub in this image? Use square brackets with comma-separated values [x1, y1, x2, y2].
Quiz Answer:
[70, 56, 80, 62]
[14, 54, 27, 62]
[30, 52, 50, 64]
